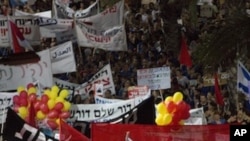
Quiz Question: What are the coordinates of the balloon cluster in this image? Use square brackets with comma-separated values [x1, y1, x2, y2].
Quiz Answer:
[13, 84, 71, 130]
[155, 92, 190, 126]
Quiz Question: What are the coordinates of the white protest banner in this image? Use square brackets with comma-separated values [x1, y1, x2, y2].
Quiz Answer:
[0, 50, 53, 91]
[0, 16, 41, 47]
[70, 90, 150, 122]
[76, 23, 127, 51]
[94, 95, 122, 104]
[128, 85, 149, 99]
[75, 64, 115, 95]
[94, 83, 104, 96]
[14, 9, 52, 18]
[77, 0, 124, 30]
[56, 0, 98, 19]
[0, 92, 16, 123]
[137, 67, 171, 90]
[184, 108, 207, 125]
[49, 41, 76, 74]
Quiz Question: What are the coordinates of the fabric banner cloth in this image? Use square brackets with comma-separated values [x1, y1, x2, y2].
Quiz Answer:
[92, 124, 229, 141]
[0, 16, 41, 47]
[0, 49, 53, 91]
[49, 41, 76, 74]
[0, 92, 16, 123]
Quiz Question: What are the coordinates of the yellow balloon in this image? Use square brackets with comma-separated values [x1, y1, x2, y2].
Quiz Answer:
[162, 113, 173, 125]
[47, 99, 56, 110]
[51, 85, 60, 94]
[28, 87, 37, 95]
[59, 89, 69, 98]
[18, 106, 28, 119]
[155, 114, 165, 126]
[173, 92, 183, 103]
[164, 96, 173, 104]
[55, 97, 65, 103]
[36, 110, 46, 120]
[44, 89, 51, 95]
[17, 86, 25, 93]
[49, 91, 58, 100]
[156, 102, 167, 114]
[62, 101, 71, 111]
[56, 118, 60, 126]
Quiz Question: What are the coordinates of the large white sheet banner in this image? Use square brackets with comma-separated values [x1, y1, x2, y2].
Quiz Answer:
[0, 92, 16, 123]
[137, 67, 171, 90]
[14, 9, 52, 18]
[49, 41, 76, 74]
[95, 95, 122, 104]
[75, 64, 115, 95]
[77, 0, 124, 30]
[0, 16, 41, 47]
[76, 23, 127, 51]
[69, 90, 150, 122]
[184, 108, 207, 125]
[0, 50, 53, 91]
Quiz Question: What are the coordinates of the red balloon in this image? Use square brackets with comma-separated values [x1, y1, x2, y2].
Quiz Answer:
[47, 120, 58, 130]
[13, 95, 21, 105]
[19, 97, 28, 107]
[34, 100, 42, 111]
[60, 111, 71, 119]
[166, 101, 176, 113]
[54, 102, 64, 111]
[28, 93, 37, 103]
[41, 95, 49, 103]
[176, 101, 186, 113]
[40, 103, 50, 114]
[27, 83, 35, 89]
[47, 110, 59, 119]
[20, 91, 28, 99]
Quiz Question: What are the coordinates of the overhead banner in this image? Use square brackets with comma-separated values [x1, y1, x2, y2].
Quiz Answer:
[69, 91, 150, 122]
[76, 23, 127, 51]
[49, 41, 76, 74]
[0, 16, 41, 47]
[77, 0, 124, 30]
[75, 64, 115, 95]
[184, 107, 207, 125]
[91, 124, 229, 141]
[55, 0, 98, 19]
[14, 9, 52, 18]
[0, 50, 53, 91]
[137, 67, 171, 90]
[0, 92, 16, 123]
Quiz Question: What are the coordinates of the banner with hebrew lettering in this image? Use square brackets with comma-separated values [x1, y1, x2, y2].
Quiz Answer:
[69, 90, 150, 122]
[50, 41, 76, 74]
[0, 49, 53, 91]
[14, 9, 52, 18]
[94, 95, 122, 104]
[76, 23, 127, 51]
[77, 0, 124, 30]
[137, 67, 171, 90]
[75, 64, 115, 95]
[0, 16, 40, 47]
[0, 92, 16, 123]
[184, 107, 207, 125]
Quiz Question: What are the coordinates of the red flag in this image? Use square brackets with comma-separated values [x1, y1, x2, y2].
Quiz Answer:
[214, 73, 224, 106]
[179, 36, 192, 67]
[9, 20, 33, 53]
[26, 101, 37, 128]
[59, 119, 90, 141]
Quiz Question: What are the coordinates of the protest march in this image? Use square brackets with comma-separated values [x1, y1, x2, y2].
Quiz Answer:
[1, 0, 250, 140]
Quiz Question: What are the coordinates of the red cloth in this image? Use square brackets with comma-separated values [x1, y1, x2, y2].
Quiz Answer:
[59, 119, 90, 141]
[214, 73, 224, 106]
[9, 20, 25, 53]
[179, 36, 192, 67]
[26, 102, 36, 128]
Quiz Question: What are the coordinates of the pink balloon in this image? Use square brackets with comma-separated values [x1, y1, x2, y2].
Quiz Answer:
[20, 97, 28, 107]
[27, 83, 35, 89]
[28, 93, 37, 103]
[47, 120, 58, 130]
[47, 110, 59, 119]
[54, 102, 64, 111]
[60, 111, 71, 119]
[13, 95, 21, 105]
[34, 100, 41, 111]
[40, 103, 49, 114]
[20, 91, 28, 99]
[13, 105, 20, 112]
[41, 95, 49, 103]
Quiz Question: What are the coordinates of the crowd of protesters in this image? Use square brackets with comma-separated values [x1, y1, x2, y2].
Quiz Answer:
[1, 0, 250, 126]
